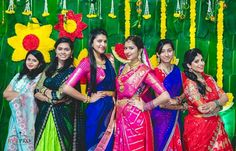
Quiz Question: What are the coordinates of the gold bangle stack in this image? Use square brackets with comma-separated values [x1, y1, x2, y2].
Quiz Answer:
[84, 95, 91, 103]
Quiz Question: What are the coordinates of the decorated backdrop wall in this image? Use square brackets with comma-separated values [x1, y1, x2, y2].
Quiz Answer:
[0, 0, 236, 150]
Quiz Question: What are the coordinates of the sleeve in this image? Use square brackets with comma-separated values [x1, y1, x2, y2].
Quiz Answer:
[184, 80, 204, 107]
[66, 58, 89, 87]
[210, 77, 225, 96]
[9, 73, 20, 87]
[144, 72, 166, 95]
[34, 71, 47, 94]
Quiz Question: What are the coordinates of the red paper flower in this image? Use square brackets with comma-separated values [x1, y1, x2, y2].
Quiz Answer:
[54, 10, 87, 41]
[112, 43, 128, 63]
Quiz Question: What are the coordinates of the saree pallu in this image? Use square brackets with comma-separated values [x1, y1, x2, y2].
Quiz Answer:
[4, 74, 40, 151]
[184, 115, 232, 151]
[85, 58, 116, 151]
[113, 102, 154, 151]
[152, 66, 183, 151]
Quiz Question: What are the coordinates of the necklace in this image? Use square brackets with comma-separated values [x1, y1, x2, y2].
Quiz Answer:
[159, 63, 173, 75]
[128, 60, 141, 70]
[96, 59, 106, 69]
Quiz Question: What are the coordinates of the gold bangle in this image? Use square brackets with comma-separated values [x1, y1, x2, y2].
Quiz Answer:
[84, 95, 91, 103]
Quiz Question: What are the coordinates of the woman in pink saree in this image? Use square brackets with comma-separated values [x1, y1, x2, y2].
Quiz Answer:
[113, 36, 171, 151]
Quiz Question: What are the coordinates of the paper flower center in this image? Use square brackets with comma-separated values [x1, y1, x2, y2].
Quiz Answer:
[63, 19, 77, 33]
[23, 34, 40, 51]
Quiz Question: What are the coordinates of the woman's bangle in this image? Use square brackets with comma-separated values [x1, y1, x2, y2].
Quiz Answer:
[84, 95, 91, 103]
[144, 101, 155, 111]
[175, 96, 181, 104]
[214, 100, 221, 107]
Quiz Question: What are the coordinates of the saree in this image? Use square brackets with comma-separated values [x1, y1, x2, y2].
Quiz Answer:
[183, 73, 233, 151]
[152, 65, 183, 151]
[66, 57, 116, 151]
[4, 73, 40, 151]
[113, 64, 166, 151]
[35, 67, 76, 151]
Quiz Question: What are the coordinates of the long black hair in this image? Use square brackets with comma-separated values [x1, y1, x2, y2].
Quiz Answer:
[45, 37, 74, 77]
[88, 28, 108, 93]
[18, 50, 46, 80]
[156, 39, 175, 55]
[182, 48, 206, 95]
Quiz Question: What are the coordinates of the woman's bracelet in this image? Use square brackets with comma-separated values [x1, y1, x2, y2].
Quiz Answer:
[175, 96, 181, 104]
[144, 101, 155, 111]
[84, 95, 91, 103]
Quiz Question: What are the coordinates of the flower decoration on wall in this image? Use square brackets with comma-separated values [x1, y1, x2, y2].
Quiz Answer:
[54, 10, 88, 41]
[108, 0, 116, 18]
[7, 18, 55, 63]
[112, 43, 128, 63]
[143, 0, 151, 19]
[5, 0, 15, 14]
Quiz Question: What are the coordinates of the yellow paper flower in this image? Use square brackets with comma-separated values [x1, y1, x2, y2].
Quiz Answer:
[42, 12, 50, 17]
[61, 9, 68, 15]
[150, 55, 158, 69]
[7, 18, 55, 63]
[22, 10, 32, 16]
[86, 14, 97, 18]
[174, 12, 181, 18]
[5, 10, 15, 14]
[73, 48, 88, 66]
[160, 0, 167, 39]
[221, 93, 234, 112]
[108, 13, 117, 18]
[143, 14, 151, 20]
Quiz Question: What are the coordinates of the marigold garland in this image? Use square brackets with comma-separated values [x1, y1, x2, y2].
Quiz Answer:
[216, 1, 224, 88]
[160, 0, 167, 39]
[190, 0, 196, 48]
[125, 0, 131, 38]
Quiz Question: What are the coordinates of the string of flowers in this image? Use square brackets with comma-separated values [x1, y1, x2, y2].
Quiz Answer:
[190, 0, 196, 48]
[160, 0, 167, 39]
[125, 0, 131, 38]
[61, 0, 68, 15]
[216, 1, 224, 88]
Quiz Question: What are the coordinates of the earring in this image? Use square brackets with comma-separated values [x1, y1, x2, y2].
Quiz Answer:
[189, 68, 193, 72]
[138, 54, 141, 60]
[157, 56, 160, 63]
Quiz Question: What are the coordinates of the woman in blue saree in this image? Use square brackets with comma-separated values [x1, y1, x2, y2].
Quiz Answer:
[63, 29, 116, 151]
[152, 39, 186, 151]
[3, 50, 46, 151]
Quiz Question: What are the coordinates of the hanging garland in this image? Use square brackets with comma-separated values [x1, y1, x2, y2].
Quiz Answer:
[160, 0, 167, 39]
[190, 0, 196, 48]
[143, 0, 151, 19]
[22, 0, 32, 16]
[108, 0, 116, 18]
[42, 0, 50, 17]
[216, 1, 224, 88]
[5, 0, 15, 14]
[125, 0, 131, 38]
[7, 18, 55, 63]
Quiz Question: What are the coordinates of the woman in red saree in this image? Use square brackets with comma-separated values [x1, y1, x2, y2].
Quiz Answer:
[182, 48, 233, 151]
[113, 36, 171, 151]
